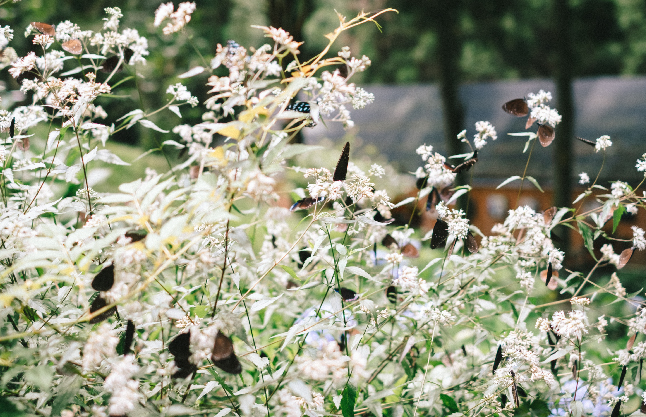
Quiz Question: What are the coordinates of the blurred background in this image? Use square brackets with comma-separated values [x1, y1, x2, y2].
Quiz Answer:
[2, 0, 646, 268]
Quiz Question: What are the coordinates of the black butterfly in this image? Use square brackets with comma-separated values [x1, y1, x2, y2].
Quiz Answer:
[169, 332, 197, 378]
[89, 295, 117, 324]
[545, 262, 553, 287]
[465, 232, 479, 254]
[9, 117, 14, 138]
[386, 285, 398, 304]
[333, 142, 350, 182]
[337, 287, 358, 302]
[492, 344, 503, 373]
[123, 320, 135, 355]
[100, 48, 134, 73]
[618, 365, 627, 389]
[430, 219, 449, 249]
[211, 331, 242, 374]
[290, 196, 324, 211]
[92, 264, 114, 292]
[286, 102, 311, 113]
[416, 176, 428, 190]
[89, 264, 117, 323]
[443, 151, 478, 174]
[297, 249, 312, 268]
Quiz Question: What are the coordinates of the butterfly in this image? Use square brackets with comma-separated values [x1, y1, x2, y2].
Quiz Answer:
[426, 186, 453, 212]
[381, 234, 419, 258]
[211, 331, 242, 374]
[576, 136, 595, 146]
[121, 320, 135, 356]
[9, 117, 14, 138]
[333, 142, 350, 182]
[89, 263, 118, 323]
[430, 219, 449, 249]
[416, 176, 428, 190]
[297, 249, 312, 268]
[290, 196, 324, 211]
[502, 98, 537, 129]
[492, 344, 503, 373]
[168, 332, 197, 378]
[337, 287, 359, 302]
[31, 22, 55, 36]
[386, 285, 399, 304]
[100, 48, 134, 73]
[284, 101, 319, 127]
[443, 151, 478, 174]
[62, 39, 82, 55]
[503, 98, 554, 146]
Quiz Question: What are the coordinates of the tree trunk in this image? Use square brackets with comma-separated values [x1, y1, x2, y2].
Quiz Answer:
[436, 0, 466, 209]
[553, 0, 574, 259]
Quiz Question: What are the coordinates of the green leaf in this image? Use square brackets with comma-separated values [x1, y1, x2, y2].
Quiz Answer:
[440, 393, 459, 413]
[525, 176, 544, 193]
[0, 396, 25, 417]
[341, 384, 356, 417]
[497, 176, 521, 189]
[51, 375, 82, 416]
[578, 222, 597, 261]
[24, 365, 54, 391]
[281, 265, 300, 281]
[613, 205, 625, 233]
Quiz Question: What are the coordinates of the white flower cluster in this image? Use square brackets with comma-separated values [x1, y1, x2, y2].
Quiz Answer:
[416, 147, 456, 188]
[551, 310, 588, 340]
[473, 120, 497, 150]
[393, 266, 430, 295]
[103, 355, 142, 416]
[436, 202, 469, 240]
[296, 339, 349, 383]
[166, 83, 198, 106]
[579, 172, 590, 185]
[611, 181, 629, 198]
[632, 226, 646, 250]
[525, 90, 562, 127]
[595, 135, 612, 152]
[82, 323, 118, 371]
[154, 2, 197, 35]
[636, 153, 646, 174]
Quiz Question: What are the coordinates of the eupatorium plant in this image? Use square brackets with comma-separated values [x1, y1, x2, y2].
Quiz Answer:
[0, 4, 645, 417]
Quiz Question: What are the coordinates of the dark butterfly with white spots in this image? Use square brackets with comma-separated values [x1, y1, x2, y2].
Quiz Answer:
[211, 331, 242, 374]
[333, 142, 350, 182]
[285, 101, 318, 127]
[290, 196, 324, 211]
[169, 332, 197, 378]
[430, 219, 449, 249]
[465, 232, 479, 254]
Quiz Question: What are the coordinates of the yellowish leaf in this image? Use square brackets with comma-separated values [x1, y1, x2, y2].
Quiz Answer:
[217, 125, 242, 139]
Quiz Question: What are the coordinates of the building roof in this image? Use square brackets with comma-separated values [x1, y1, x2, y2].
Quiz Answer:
[304, 77, 646, 186]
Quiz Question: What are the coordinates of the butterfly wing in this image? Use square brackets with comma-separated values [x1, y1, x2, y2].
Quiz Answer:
[537, 124, 555, 147]
[333, 142, 350, 181]
[502, 98, 529, 117]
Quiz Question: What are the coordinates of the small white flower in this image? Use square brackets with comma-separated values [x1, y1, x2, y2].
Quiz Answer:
[636, 153, 646, 174]
[579, 172, 590, 185]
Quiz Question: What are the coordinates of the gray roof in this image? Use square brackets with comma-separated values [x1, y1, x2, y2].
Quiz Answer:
[304, 77, 646, 186]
